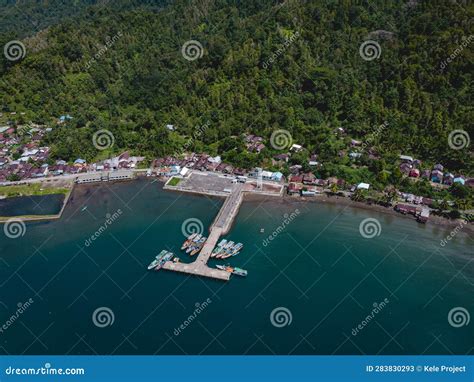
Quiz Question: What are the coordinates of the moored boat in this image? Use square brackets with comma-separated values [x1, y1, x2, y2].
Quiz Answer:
[215, 264, 247, 277]
[155, 251, 174, 270]
[181, 233, 197, 250]
[230, 243, 243, 256]
[233, 267, 247, 277]
[211, 239, 228, 258]
[155, 249, 168, 259]
[190, 237, 206, 256]
[147, 259, 160, 270]
[216, 241, 234, 259]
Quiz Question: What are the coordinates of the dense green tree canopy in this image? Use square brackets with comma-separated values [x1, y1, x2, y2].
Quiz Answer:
[0, 0, 472, 176]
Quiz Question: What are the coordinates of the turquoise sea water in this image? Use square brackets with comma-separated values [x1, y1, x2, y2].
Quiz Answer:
[0, 179, 472, 355]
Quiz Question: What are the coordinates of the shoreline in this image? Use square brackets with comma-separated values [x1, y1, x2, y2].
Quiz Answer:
[243, 192, 474, 232]
[1, 177, 472, 234]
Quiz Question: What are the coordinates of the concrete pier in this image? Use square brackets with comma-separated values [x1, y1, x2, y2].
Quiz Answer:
[161, 171, 282, 281]
[162, 183, 245, 281]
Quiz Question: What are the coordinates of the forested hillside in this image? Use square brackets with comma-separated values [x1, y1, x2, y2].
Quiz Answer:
[0, 0, 472, 174]
[0, 0, 169, 36]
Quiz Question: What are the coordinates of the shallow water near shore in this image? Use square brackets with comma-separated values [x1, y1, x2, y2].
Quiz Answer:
[0, 194, 64, 217]
[0, 179, 472, 355]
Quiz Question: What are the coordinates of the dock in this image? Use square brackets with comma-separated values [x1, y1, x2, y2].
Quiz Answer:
[161, 170, 282, 281]
[162, 183, 245, 281]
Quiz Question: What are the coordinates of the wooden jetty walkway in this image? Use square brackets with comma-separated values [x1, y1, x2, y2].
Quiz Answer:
[162, 183, 244, 281]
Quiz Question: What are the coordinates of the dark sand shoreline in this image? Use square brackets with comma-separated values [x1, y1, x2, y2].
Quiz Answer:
[5, 177, 471, 235]
[243, 192, 474, 233]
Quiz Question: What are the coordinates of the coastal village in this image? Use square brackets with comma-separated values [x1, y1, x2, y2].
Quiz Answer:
[0, 117, 473, 227]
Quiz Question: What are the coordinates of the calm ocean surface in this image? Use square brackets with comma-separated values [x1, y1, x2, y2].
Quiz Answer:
[0, 179, 472, 355]
[0, 194, 64, 216]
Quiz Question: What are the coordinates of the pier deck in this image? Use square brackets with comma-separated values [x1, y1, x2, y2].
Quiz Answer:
[162, 183, 245, 281]
[162, 227, 229, 280]
[211, 183, 244, 234]
[162, 260, 230, 281]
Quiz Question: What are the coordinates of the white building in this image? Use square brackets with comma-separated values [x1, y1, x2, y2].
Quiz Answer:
[357, 182, 370, 190]
[290, 144, 303, 152]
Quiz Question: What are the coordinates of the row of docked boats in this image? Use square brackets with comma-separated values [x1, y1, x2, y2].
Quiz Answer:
[181, 233, 208, 256]
[216, 264, 247, 277]
[211, 239, 243, 259]
[147, 250, 174, 271]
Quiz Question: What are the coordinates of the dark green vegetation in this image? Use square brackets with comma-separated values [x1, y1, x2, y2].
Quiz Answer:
[0, 0, 170, 37]
[0, 1, 473, 187]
